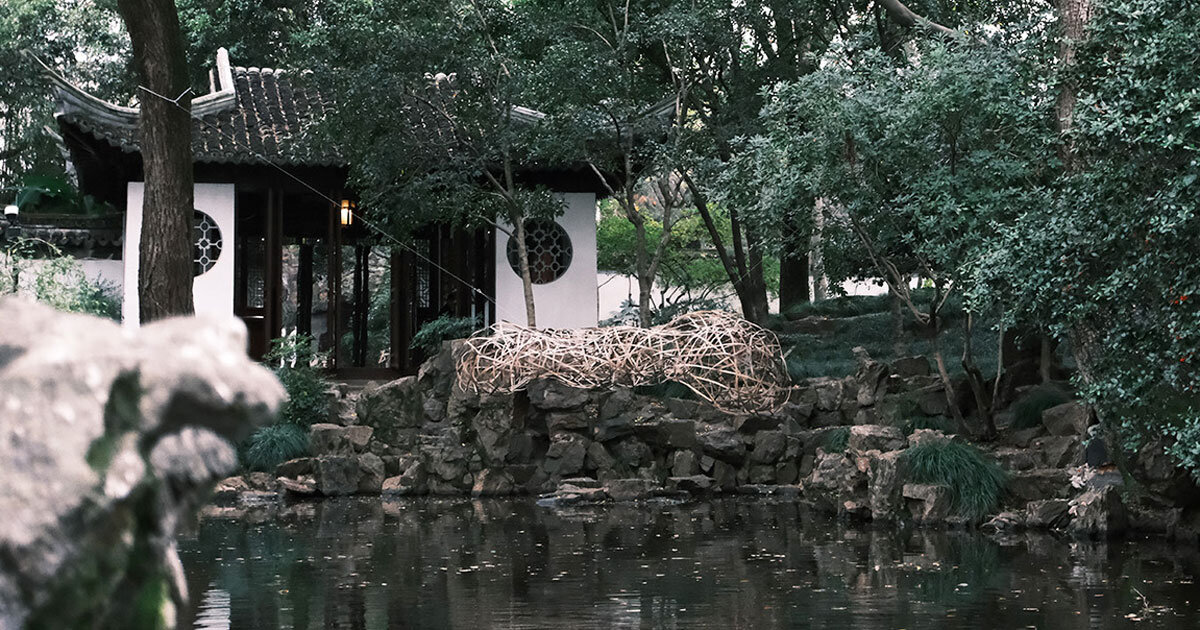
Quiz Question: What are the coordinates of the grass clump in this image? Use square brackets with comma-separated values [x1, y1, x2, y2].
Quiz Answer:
[241, 423, 309, 472]
[902, 441, 1006, 520]
[822, 426, 851, 453]
[1009, 385, 1072, 430]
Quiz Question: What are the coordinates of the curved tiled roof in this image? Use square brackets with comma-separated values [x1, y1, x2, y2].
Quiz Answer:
[45, 48, 344, 167]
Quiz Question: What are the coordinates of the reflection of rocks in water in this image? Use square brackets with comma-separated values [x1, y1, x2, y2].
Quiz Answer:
[180, 497, 1200, 629]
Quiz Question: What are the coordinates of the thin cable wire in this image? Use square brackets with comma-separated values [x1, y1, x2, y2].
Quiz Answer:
[136, 84, 516, 320]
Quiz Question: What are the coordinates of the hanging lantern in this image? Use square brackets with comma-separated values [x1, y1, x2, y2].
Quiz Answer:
[340, 199, 355, 227]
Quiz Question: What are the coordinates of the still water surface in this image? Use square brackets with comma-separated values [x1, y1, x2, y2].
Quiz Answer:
[180, 497, 1199, 629]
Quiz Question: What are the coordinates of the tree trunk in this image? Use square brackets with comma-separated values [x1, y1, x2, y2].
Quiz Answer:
[810, 200, 828, 300]
[778, 210, 810, 316]
[1055, 0, 1100, 384]
[509, 209, 537, 328]
[632, 213, 653, 327]
[890, 285, 907, 357]
[117, 0, 195, 322]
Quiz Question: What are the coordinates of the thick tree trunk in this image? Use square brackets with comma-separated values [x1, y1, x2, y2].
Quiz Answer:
[118, 0, 195, 322]
[1055, 0, 1100, 384]
[779, 209, 811, 316]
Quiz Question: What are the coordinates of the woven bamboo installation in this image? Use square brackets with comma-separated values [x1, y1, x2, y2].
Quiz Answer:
[457, 310, 790, 414]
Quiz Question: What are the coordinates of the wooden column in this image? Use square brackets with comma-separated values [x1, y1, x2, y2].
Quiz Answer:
[265, 187, 283, 341]
[327, 196, 341, 368]
[297, 241, 313, 336]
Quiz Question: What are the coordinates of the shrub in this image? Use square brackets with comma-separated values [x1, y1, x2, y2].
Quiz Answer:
[903, 441, 1007, 520]
[265, 334, 329, 427]
[1009, 385, 1071, 430]
[241, 423, 309, 472]
[410, 314, 480, 355]
[822, 426, 850, 453]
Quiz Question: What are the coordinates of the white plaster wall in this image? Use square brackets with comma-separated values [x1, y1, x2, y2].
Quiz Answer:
[123, 183, 236, 325]
[494, 192, 598, 329]
[79, 259, 123, 293]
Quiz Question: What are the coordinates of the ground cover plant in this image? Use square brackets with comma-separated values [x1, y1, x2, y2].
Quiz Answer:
[903, 441, 1007, 520]
[240, 334, 328, 471]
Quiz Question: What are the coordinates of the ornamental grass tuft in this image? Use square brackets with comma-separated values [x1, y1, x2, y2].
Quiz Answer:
[241, 423, 309, 472]
[902, 441, 1006, 520]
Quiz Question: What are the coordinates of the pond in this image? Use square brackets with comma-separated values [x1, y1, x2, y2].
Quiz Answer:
[180, 497, 1199, 629]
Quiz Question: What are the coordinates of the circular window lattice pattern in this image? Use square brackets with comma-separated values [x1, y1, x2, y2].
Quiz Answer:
[193, 210, 223, 276]
[506, 219, 572, 284]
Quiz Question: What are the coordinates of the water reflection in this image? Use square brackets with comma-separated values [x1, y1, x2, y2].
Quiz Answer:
[179, 498, 1200, 629]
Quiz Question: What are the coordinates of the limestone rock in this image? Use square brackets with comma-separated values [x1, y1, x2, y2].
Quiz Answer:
[315, 455, 361, 496]
[1042, 401, 1091, 437]
[606, 478, 659, 501]
[903, 484, 953, 523]
[279, 475, 319, 496]
[528, 379, 589, 410]
[472, 469, 516, 496]
[1025, 499, 1071, 529]
[848, 425, 906, 453]
[544, 433, 588, 477]
[892, 356, 931, 378]
[852, 347, 890, 407]
[667, 475, 715, 494]
[547, 411, 589, 433]
[867, 451, 905, 520]
[357, 453, 386, 494]
[1068, 486, 1128, 538]
[1029, 435, 1083, 468]
[907, 429, 956, 448]
[750, 430, 786, 464]
[471, 405, 516, 465]
[1007, 469, 1072, 502]
[382, 458, 427, 496]
[275, 457, 315, 478]
[346, 426, 374, 452]
[696, 424, 746, 463]
[634, 418, 697, 449]
[586, 442, 617, 473]
[803, 452, 865, 513]
[356, 376, 425, 443]
[671, 450, 700, 476]
[611, 437, 653, 468]
[309, 423, 354, 456]
[0, 298, 284, 629]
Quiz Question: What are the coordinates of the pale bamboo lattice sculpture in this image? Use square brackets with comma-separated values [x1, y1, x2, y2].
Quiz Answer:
[457, 310, 791, 414]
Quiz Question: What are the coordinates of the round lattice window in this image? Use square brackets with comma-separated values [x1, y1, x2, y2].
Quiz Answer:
[506, 219, 572, 284]
[193, 210, 223, 276]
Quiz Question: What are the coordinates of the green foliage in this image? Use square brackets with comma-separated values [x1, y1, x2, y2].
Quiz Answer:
[16, 173, 115, 216]
[240, 423, 309, 472]
[410, 314, 481, 356]
[0, 240, 121, 319]
[1009, 386, 1072, 430]
[903, 441, 1007, 520]
[822, 427, 850, 454]
[778, 301, 998, 381]
[265, 334, 329, 427]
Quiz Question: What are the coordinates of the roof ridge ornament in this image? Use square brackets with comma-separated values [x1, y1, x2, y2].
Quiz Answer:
[29, 48, 239, 127]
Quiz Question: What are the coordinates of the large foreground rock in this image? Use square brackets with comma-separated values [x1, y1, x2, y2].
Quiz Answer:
[0, 298, 284, 629]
